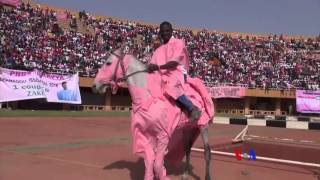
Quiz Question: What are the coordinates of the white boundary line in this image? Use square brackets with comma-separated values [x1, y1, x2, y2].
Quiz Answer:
[191, 147, 320, 168]
[0, 150, 102, 169]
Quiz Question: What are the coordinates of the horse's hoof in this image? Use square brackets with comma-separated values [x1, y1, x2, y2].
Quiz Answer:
[182, 173, 188, 180]
[205, 174, 211, 180]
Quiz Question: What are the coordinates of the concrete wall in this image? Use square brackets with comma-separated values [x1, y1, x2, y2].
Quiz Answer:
[80, 87, 106, 105]
[110, 88, 131, 106]
[214, 98, 245, 109]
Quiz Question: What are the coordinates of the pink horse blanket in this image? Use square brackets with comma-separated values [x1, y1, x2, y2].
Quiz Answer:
[131, 74, 214, 166]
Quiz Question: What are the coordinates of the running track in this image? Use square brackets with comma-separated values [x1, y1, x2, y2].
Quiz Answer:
[0, 117, 319, 180]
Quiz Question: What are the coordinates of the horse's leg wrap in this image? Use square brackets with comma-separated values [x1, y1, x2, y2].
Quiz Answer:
[154, 139, 169, 180]
[144, 148, 155, 180]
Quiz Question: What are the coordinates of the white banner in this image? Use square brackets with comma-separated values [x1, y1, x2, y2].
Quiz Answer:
[0, 68, 81, 104]
[296, 90, 320, 114]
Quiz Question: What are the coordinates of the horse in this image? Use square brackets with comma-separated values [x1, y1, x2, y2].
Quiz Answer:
[92, 49, 214, 180]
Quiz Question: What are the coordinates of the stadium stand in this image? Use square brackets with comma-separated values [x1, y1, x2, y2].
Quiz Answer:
[1, 2, 319, 90]
[1, 2, 320, 118]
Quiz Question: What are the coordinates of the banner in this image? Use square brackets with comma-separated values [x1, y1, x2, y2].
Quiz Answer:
[0, 68, 81, 104]
[57, 12, 67, 21]
[0, 0, 20, 7]
[296, 90, 320, 114]
[207, 86, 245, 98]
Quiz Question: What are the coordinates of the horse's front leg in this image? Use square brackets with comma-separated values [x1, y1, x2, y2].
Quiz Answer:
[201, 126, 212, 180]
[154, 139, 170, 180]
[144, 147, 155, 180]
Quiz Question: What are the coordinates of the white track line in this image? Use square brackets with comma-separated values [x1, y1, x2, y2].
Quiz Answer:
[300, 140, 314, 143]
[191, 147, 320, 168]
[0, 150, 102, 169]
[247, 135, 315, 144]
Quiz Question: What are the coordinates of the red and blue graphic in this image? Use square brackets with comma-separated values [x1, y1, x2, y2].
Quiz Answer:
[234, 148, 256, 161]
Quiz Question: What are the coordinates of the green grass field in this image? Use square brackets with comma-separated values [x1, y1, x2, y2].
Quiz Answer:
[0, 109, 247, 119]
[0, 110, 131, 117]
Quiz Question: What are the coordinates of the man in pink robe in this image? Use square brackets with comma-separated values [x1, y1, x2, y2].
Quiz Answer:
[147, 21, 202, 122]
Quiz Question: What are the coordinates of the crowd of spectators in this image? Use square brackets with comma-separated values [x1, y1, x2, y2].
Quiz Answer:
[1, 3, 319, 90]
[0, 3, 106, 77]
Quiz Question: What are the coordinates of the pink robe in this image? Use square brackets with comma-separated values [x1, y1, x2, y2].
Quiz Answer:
[136, 37, 214, 174]
[148, 37, 190, 100]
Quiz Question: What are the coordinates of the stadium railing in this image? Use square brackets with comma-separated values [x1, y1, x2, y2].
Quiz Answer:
[70, 105, 132, 112]
[216, 109, 287, 117]
[216, 109, 245, 115]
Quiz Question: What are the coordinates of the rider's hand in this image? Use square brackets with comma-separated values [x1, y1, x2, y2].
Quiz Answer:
[160, 61, 179, 70]
[147, 63, 159, 73]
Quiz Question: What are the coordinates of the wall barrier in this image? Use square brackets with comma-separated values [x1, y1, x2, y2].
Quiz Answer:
[275, 115, 287, 121]
[70, 105, 132, 112]
[297, 116, 311, 122]
[216, 109, 245, 115]
[216, 109, 287, 116]
[248, 110, 287, 116]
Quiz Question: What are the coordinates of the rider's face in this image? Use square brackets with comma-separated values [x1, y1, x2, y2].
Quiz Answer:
[159, 24, 172, 44]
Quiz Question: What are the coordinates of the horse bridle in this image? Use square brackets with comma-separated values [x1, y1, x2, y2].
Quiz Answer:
[110, 51, 126, 83]
[109, 51, 148, 83]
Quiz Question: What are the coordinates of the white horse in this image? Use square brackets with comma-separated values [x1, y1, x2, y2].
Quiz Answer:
[92, 49, 214, 180]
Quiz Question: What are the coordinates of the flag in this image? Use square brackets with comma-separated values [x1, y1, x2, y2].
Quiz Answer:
[0, 0, 20, 7]
[57, 12, 67, 21]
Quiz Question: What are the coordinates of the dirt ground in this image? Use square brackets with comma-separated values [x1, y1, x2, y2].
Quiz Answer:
[0, 117, 319, 180]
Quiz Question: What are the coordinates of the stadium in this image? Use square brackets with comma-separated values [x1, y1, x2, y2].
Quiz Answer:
[0, 0, 319, 180]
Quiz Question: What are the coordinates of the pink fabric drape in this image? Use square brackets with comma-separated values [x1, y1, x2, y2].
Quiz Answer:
[0, 0, 20, 7]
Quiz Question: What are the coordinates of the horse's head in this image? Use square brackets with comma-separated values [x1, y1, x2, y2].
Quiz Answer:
[92, 49, 127, 94]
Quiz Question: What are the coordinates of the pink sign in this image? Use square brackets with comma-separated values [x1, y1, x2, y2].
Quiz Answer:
[0, 0, 20, 7]
[207, 86, 245, 98]
[296, 90, 320, 114]
[57, 12, 67, 21]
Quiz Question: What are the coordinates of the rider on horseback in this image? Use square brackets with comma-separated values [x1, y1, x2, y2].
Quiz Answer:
[147, 21, 202, 122]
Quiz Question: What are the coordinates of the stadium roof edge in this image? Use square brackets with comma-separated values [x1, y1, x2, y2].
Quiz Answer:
[22, 0, 317, 40]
